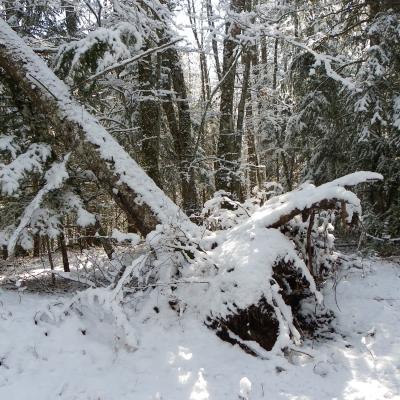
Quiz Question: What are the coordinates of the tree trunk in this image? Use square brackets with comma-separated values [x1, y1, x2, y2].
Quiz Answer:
[33, 234, 41, 257]
[94, 219, 114, 260]
[206, 0, 222, 81]
[235, 49, 252, 200]
[62, 0, 78, 37]
[215, 0, 246, 198]
[271, 38, 292, 190]
[187, 0, 211, 101]
[164, 47, 199, 214]
[246, 41, 262, 191]
[138, 53, 163, 188]
[46, 237, 56, 285]
[2, 245, 8, 260]
[58, 232, 70, 272]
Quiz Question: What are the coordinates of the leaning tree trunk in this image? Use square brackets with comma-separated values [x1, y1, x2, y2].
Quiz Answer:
[0, 18, 193, 238]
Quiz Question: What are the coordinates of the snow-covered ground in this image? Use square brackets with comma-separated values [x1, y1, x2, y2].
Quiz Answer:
[0, 257, 399, 400]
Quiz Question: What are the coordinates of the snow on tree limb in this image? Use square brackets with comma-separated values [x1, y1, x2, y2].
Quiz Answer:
[83, 39, 182, 84]
[246, 171, 383, 230]
[0, 143, 52, 195]
[7, 155, 70, 256]
[0, 18, 196, 237]
[0, 135, 20, 159]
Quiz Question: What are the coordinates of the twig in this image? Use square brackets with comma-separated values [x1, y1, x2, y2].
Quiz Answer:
[27, 73, 58, 100]
[81, 39, 182, 85]
[193, 48, 242, 158]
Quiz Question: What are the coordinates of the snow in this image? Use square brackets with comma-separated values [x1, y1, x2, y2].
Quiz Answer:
[0, 257, 399, 400]
[62, 192, 96, 227]
[0, 135, 19, 159]
[0, 143, 52, 196]
[244, 171, 382, 229]
[111, 229, 140, 245]
[239, 377, 252, 399]
[57, 28, 130, 76]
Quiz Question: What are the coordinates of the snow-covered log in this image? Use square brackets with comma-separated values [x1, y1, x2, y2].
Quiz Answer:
[257, 172, 383, 229]
[0, 18, 196, 238]
[179, 172, 383, 353]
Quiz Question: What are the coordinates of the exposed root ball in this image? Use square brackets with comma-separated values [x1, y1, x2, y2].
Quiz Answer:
[207, 259, 328, 354]
[207, 299, 279, 354]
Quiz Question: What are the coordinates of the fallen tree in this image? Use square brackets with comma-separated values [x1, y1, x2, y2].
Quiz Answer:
[37, 171, 381, 355]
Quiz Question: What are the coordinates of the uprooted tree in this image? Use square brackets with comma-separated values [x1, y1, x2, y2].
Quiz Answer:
[0, 18, 383, 354]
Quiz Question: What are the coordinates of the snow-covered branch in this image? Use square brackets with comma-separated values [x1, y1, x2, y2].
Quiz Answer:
[7, 155, 70, 256]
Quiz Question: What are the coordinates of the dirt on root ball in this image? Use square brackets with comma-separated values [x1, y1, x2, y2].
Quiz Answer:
[207, 299, 279, 354]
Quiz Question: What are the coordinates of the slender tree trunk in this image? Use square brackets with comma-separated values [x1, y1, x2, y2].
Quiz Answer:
[258, 36, 266, 63]
[187, 0, 210, 101]
[2, 245, 8, 260]
[235, 49, 252, 200]
[246, 37, 263, 190]
[33, 234, 40, 257]
[164, 46, 199, 214]
[138, 53, 163, 188]
[94, 219, 114, 260]
[46, 237, 55, 285]
[32, 175, 41, 257]
[206, 0, 222, 81]
[271, 38, 292, 190]
[58, 231, 70, 272]
[215, 0, 245, 198]
[236, 51, 251, 148]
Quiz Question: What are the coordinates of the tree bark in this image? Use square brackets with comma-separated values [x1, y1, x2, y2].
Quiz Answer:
[138, 53, 163, 188]
[46, 237, 56, 285]
[62, 0, 78, 37]
[163, 46, 199, 214]
[271, 38, 292, 190]
[235, 49, 252, 200]
[246, 43, 262, 191]
[215, 0, 246, 198]
[187, 0, 211, 101]
[58, 231, 70, 272]
[94, 219, 114, 260]
[2, 245, 8, 260]
[33, 234, 41, 257]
